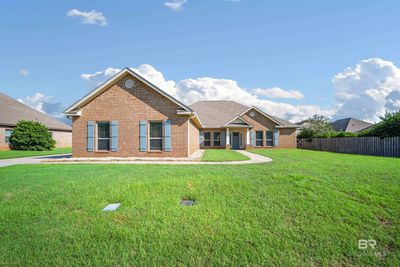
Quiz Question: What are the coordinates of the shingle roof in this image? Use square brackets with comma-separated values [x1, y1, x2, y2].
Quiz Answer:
[0, 92, 72, 131]
[189, 100, 297, 128]
[331, 118, 373, 133]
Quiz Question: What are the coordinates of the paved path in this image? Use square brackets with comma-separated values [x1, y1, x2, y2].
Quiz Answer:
[0, 151, 272, 167]
[42, 150, 272, 165]
[0, 154, 72, 168]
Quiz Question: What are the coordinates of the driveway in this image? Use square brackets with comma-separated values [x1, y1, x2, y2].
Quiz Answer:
[0, 154, 72, 168]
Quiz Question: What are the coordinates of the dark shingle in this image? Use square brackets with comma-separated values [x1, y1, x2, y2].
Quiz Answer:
[190, 100, 297, 128]
[331, 118, 372, 132]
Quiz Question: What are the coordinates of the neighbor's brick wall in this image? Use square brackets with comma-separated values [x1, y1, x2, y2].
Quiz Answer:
[72, 73, 190, 158]
[52, 131, 72, 148]
[188, 119, 199, 156]
[0, 127, 10, 150]
[242, 110, 297, 148]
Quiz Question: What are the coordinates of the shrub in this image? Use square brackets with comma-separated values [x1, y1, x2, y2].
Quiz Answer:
[297, 128, 316, 139]
[298, 114, 333, 138]
[10, 120, 56, 150]
[359, 111, 400, 137]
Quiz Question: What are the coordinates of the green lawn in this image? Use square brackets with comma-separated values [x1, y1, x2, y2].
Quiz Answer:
[0, 147, 71, 159]
[201, 149, 249, 162]
[0, 150, 399, 266]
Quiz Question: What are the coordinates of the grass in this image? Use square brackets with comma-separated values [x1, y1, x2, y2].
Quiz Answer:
[201, 149, 250, 162]
[0, 149, 399, 266]
[0, 147, 71, 159]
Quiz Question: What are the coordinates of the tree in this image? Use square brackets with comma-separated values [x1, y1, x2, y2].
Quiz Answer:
[298, 114, 333, 138]
[360, 111, 400, 137]
[10, 120, 56, 150]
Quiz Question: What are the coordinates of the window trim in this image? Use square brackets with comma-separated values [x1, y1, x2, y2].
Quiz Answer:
[213, 132, 221, 147]
[255, 130, 263, 147]
[5, 129, 12, 143]
[148, 121, 163, 151]
[96, 121, 111, 151]
[203, 131, 211, 147]
[266, 130, 274, 147]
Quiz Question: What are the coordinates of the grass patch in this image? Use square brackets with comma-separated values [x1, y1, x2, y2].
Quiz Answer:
[0, 147, 71, 159]
[0, 149, 399, 266]
[201, 149, 249, 162]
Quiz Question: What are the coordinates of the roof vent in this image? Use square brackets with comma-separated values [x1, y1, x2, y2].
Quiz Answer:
[124, 79, 134, 89]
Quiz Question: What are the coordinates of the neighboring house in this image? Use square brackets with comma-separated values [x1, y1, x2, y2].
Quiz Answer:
[331, 118, 373, 133]
[0, 92, 72, 150]
[64, 68, 299, 158]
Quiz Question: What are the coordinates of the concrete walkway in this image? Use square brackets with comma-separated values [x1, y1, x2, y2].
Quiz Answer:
[0, 150, 272, 167]
[0, 154, 72, 168]
[41, 150, 272, 165]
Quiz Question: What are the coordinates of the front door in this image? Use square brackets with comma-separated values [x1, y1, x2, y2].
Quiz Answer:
[232, 132, 240, 149]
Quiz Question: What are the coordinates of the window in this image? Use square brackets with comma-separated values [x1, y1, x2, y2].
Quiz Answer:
[204, 132, 211, 147]
[266, 131, 273, 146]
[213, 132, 221, 146]
[5, 129, 12, 143]
[256, 131, 263, 147]
[149, 122, 163, 151]
[97, 122, 110, 151]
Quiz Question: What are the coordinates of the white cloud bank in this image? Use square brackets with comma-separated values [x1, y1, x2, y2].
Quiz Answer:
[18, 93, 65, 119]
[67, 9, 107, 26]
[252, 87, 304, 100]
[80, 58, 400, 123]
[164, 0, 187, 11]
[333, 58, 400, 122]
[80, 65, 328, 122]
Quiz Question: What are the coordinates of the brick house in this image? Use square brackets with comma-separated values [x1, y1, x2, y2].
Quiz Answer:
[64, 68, 299, 158]
[0, 92, 72, 150]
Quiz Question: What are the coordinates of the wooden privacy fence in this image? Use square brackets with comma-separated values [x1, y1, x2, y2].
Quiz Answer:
[297, 136, 400, 157]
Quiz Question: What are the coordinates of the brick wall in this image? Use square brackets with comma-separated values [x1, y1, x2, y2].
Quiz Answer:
[72, 73, 190, 158]
[199, 128, 224, 149]
[0, 127, 10, 150]
[52, 131, 72, 148]
[278, 128, 297, 148]
[188, 119, 200, 156]
[242, 109, 297, 148]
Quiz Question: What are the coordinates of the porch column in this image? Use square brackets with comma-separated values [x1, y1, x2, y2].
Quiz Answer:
[225, 128, 230, 149]
[246, 128, 250, 145]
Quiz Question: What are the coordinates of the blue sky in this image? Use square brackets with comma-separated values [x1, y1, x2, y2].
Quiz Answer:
[1, 0, 400, 122]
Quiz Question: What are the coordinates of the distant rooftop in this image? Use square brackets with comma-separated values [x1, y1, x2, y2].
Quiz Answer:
[0, 92, 71, 131]
[331, 118, 373, 133]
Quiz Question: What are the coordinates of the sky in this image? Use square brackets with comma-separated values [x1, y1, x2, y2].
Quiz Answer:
[1, 0, 400, 123]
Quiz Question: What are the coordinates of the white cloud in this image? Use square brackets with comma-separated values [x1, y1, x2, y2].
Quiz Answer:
[18, 93, 65, 119]
[164, 0, 187, 11]
[81, 67, 121, 86]
[332, 58, 400, 122]
[80, 65, 330, 122]
[19, 69, 29, 76]
[67, 9, 107, 26]
[252, 87, 304, 100]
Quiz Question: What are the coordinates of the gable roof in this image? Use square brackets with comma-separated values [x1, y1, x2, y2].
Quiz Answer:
[64, 67, 192, 114]
[0, 92, 71, 131]
[331, 118, 373, 132]
[189, 100, 298, 128]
